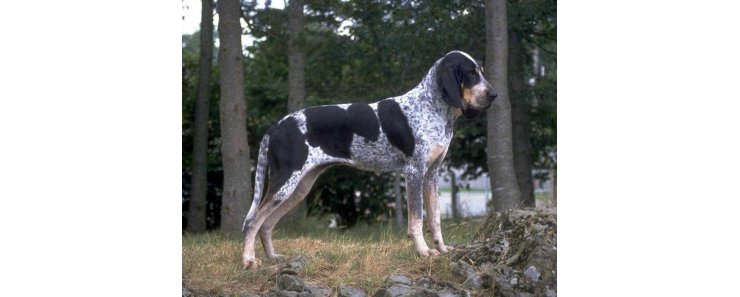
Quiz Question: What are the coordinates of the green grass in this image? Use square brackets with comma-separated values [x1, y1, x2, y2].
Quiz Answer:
[182, 216, 484, 296]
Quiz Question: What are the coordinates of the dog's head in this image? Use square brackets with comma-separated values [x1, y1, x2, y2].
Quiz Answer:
[437, 51, 497, 119]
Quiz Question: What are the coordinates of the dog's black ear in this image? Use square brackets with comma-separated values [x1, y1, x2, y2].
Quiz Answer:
[439, 62, 464, 109]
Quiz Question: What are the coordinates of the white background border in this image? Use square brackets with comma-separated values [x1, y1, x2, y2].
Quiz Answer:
[1, 0, 739, 295]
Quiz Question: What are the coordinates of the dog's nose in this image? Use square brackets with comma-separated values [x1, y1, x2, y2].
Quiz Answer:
[488, 89, 498, 101]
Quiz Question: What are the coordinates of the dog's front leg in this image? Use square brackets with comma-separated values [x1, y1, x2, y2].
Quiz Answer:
[405, 172, 440, 257]
[423, 177, 453, 253]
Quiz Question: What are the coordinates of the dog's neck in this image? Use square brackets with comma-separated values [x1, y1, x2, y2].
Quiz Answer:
[406, 60, 462, 125]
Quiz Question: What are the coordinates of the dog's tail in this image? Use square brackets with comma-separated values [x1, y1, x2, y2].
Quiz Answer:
[243, 133, 270, 232]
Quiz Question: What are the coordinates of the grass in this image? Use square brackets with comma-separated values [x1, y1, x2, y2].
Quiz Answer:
[182, 216, 485, 296]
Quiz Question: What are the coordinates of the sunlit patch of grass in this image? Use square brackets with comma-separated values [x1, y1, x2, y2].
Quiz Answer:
[182, 216, 485, 296]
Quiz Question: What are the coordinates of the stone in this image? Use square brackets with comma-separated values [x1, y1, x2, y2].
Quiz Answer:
[268, 290, 299, 297]
[450, 261, 483, 289]
[523, 266, 540, 282]
[280, 268, 300, 276]
[182, 287, 193, 297]
[278, 274, 305, 292]
[300, 283, 331, 297]
[284, 256, 308, 272]
[373, 284, 413, 297]
[386, 274, 413, 286]
[453, 209, 557, 297]
[414, 276, 434, 289]
[339, 285, 367, 297]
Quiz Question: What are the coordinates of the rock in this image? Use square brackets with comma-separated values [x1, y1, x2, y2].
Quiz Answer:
[278, 274, 305, 292]
[300, 283, 331, 297]
[280, 256, 308, 275]
[414, 276, 434, 289]
[372, 284, 413, 297]
[287, 257, 307, 270]
[339, 285, 367, 297]
[455, 209, 557, 297]
[182, 287, 193, 297]
[268, 291, 299, 297]
[450, 261, 483, 289]
[414, 276, 470, 297]
[523, 266, 540, 282]
[386, 274, 413, 286]
[280, 268, 300, 276]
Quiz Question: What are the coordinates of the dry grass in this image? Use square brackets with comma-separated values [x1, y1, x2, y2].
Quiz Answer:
[182, 217, 483, 296]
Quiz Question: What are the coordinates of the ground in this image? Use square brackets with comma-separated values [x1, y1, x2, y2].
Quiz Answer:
[183, 216, 481, 296]
[183, 209, 557, 297]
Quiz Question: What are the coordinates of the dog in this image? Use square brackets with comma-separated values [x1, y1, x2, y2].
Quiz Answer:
[241, 51, 497, 269]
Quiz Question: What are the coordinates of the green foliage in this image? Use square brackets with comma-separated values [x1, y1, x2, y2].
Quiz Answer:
[509, 0, 557, 171]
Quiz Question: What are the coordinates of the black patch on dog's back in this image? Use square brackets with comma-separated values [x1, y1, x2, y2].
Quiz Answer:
[346, 103, 380, 142]
[305, 106, 353, 159]
[267, 116, 308, 192]
[378, 99, 415, 157]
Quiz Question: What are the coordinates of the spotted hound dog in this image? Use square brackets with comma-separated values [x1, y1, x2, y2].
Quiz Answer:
[242, 51, 497, 269]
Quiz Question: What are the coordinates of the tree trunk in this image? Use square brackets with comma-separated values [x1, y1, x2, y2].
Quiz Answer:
[286, 0, 305, 113]
[217, 0, 252, 236]
[509, 31, 535, 207]
[485, 0, 522, 212]
[187, 0, 214, 233]
[279, 0, 308, 228]
[394, 173, 404, 229]
[449, 168, 461, 222]
[551, 169, 557, 208]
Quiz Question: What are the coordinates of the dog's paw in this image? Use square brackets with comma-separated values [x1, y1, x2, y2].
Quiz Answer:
[418, 247, 441, 257]
[243, 257, 262, 270]
[436, 244, 454, 253]
[267, 253, 287, 260]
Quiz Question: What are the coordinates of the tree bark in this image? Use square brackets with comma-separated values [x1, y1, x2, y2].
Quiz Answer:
[286, 0, 305, 113]
[485, 0, 522, 212]
[218, 0, 252, 236]
[508, 31, 535, 207]
[551, 169, 557, 208]
[449, 168, 461, 222]
[279, 0, 308, 228]
[187, 0, 214, 233]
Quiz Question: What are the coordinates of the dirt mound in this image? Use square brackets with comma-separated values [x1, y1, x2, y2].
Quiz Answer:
[451, 208, 557, 297]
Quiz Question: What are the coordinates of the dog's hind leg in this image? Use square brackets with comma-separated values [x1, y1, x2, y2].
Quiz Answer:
[259, 165, 328, 259]
[242, 171, 304, 269]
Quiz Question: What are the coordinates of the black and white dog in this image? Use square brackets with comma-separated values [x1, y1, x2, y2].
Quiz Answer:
[242, 51, 497, 269]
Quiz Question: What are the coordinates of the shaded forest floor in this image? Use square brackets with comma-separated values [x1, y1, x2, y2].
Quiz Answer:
[182, 217, 483, 296]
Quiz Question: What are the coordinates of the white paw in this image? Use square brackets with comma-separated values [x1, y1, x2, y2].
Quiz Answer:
[267, 253, 287, 260]
[436, 244, 454, 253]
[243, 256, 262, 269]
[418, 247, 441, 257]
